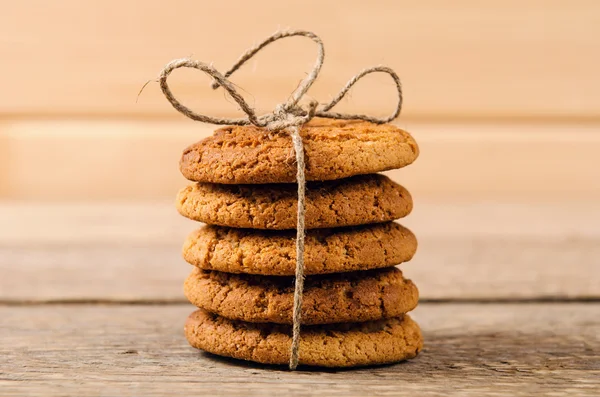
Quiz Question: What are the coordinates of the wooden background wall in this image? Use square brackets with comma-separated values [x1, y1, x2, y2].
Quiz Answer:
[2, 3, 600, 357]
[1, 0, 599, 200]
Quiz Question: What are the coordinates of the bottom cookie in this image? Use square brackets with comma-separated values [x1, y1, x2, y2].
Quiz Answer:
[185, 309, 423, 368]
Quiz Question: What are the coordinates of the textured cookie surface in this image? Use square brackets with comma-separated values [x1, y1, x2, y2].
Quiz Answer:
[184, 267, 419, 324]
[176, 174, 412, 229]
[185, 309, 422, 367]
[183, 222, 417, 275]
[180, 118, 419, 184]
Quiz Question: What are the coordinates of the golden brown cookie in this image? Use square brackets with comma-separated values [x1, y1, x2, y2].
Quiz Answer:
[180, 118, 419, 184]
[184, 267, 419, 325]
[185, 309, 422, 367]
[176, 174, 412, 229]
[183, 222, 417, 275]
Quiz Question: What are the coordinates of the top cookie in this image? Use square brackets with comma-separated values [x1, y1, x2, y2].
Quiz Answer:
[180, 118, 419, 184]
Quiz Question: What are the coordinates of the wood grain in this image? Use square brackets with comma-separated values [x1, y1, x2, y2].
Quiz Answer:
[1, 1, 599, 120]
[2, 121, 600, 200]
[1, 202, 599, 302]
[1, 303, 598, 396]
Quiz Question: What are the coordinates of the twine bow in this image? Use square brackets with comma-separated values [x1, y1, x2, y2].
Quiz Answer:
[157, 29, 403, 370]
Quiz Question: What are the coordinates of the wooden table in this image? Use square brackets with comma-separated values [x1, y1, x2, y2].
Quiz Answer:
[2, 203, 599, 396]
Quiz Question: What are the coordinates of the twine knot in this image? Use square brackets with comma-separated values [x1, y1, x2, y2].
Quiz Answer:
[156, 29, 403, 370]
[262, 101, 318, 131]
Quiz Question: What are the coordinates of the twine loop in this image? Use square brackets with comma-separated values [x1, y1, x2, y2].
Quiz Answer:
[156, 29, 402, 370]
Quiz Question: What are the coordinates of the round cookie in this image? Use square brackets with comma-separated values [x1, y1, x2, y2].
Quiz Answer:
[180, 118, 419, 184]
[176, 174, 412, 229]
[184, 267, 419, 325]
[183, 222, 417, 275]
[185, 309, 423, 367]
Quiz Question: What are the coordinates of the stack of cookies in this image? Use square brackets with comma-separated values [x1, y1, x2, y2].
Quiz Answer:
[177, 118, 422, 367]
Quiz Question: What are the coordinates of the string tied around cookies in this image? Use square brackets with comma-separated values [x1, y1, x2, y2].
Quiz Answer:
[155, 29, 403, 370]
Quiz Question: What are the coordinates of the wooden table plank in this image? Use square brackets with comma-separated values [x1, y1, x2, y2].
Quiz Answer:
[2, 303, 598, 396]
[1, 202, 599, 302]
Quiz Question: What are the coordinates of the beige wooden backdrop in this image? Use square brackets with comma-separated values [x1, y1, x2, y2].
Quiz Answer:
[2, 1, 600, 346]
[1, 0, 599, 200]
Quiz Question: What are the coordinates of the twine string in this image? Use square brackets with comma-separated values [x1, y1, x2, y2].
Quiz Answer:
[157, 29, 402, 370]
[288, 126, 305, 370]
[210, 30, 324, 112]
